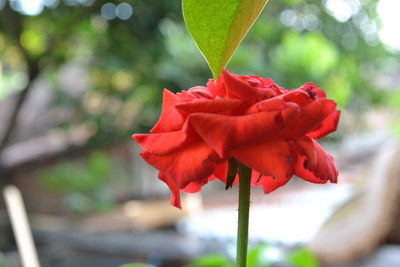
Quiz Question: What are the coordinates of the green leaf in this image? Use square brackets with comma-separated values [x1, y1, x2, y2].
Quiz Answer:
[188, 253, 233, 267]
[183, 0, 269, 78]
[248, 244, 281, 267]
[119, 264, 156, 267]
[286, 247, 319, 267]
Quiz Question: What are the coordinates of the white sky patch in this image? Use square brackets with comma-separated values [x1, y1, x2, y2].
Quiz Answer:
[325, 0, 361, 23]
[377, 0, 400, 51]
[15, 0, 44, 16]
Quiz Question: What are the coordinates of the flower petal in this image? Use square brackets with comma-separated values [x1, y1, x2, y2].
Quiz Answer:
[234, 138, 295, 181]
[158, 173, 181, 209]
[140, 139, 217, 189]
[207, 78, 227, 98]
[187, 86, 213, 98]
[307, 110, 341, 139]
[299, 82, 327, 99]
[151, 89, 184, 133]
[133, 130, 187, 155]
[252, 171, 291, 193]
[283, 89, 314, 106]
[294, 137, 338, 183]
[246, 97, 286, 114]
[181, 164, 229, 193]
[221, 69, 261, 102]
[212, 162, 228, 182]
[182, 181, 206, 193]
[176, 99, 242, 114]
[282, 99, 337, 140]
[189, 109, 296, 158]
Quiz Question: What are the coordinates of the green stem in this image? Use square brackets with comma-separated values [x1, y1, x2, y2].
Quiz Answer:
[236, 163, 252, 267]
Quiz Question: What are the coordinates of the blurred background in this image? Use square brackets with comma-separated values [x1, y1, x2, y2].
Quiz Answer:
[0, 0, 399, 266]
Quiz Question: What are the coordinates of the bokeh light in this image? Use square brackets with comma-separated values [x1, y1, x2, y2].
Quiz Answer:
[378, 0, 400, 50]
[324, 0, 360, 23]
[10, 0, 44, 16]
[115, 2, 133, 20]
[100, 2, 116, 20]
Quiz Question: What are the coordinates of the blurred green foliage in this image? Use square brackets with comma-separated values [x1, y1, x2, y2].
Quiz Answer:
[188, 244, 318, 267]
[189, 254, 234, 267]
[40, 152, 117, 213]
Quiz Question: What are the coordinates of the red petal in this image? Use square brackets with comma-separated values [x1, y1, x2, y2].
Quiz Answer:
[246, 97, 286, 114]
[151, 89, 184, 133]
[283, 89, 314, 106]
[189, 110, 294, 158]
[299, 82, 327, 99]
[307, 110, 341, 139]
[234, 138, 295, 181]
[182, 181, 206, 193]
[252, 171, 291, 193]
[282, 99, 337, 140]
[221, 69, 261, 102]
[207, 78, 228, 98]
[158, 173, 181, 209]
[294, 137, 338, 183]
[187, 86, 213, 98]
[176, 99, 242, 114]
[140, 139, 217, 189]
[133, 130, 187, 154]
[212, 162, 228, 183]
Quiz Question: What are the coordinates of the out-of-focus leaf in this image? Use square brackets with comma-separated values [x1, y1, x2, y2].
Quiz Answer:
[182, 0, 269, 78]
[254, 245, 285, 267]
[285, 247, 319, 267]
[119, 264, 156, 267]
[388, 89, 400, 111]
[247, 244, 272, 267]
[189, 253, 233, 267]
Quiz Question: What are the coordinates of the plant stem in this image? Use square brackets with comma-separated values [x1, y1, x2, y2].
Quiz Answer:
[236, 163, 252, 267]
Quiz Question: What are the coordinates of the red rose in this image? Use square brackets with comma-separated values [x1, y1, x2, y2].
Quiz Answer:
[133, 70, 340, 209]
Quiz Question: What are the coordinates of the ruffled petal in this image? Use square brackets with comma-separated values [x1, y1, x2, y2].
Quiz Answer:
[299, 82, 327, 99]
[234, 138, 295, 180]
[283, 89, 314, 106]
[252, 171, 291, 193]
[294, 137, 338, 183]
[181, 162, 229, 193]
[282, 99, 337, 140]
[207, 78, 228, 98]
[307, 110, 341, 139]
[151, 89, 184, 133]
[182, 181, 206, 193]
[176, 99, 242, 114]
[221, 69, 261, 103]
[189, 109, 298, 158]
[187, 86, 213, 98]
[246, 97, 286, 114]
[133, 130, 187, 155]
[140, 139, 217, 189]
[212, 162, 228, 183]
[158, 173, 181, 209]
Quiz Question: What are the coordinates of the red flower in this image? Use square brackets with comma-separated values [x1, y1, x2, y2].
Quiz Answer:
[133, 70, 340, 208]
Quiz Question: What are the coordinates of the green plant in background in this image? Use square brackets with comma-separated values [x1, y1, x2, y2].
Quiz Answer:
[188, 245, 318, 267]
[189, 254, 235, 267]
[41, 152, 114, 213]
[119, 264, 156, 267]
